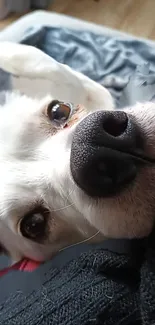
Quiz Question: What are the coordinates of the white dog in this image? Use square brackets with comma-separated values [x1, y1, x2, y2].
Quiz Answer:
[0, 43, 154, 263]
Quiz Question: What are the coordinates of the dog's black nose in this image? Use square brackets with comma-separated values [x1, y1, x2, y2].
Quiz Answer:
[70, 110, 144, 197]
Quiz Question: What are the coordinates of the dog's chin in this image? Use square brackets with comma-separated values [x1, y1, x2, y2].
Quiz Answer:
[71, 179, 154, 240]
[70, 157, 155, 240]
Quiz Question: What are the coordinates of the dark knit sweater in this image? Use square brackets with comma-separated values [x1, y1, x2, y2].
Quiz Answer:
[0, 232, 155, 325]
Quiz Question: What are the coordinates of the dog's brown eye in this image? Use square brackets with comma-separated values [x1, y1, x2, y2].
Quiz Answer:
[47, 100, 72, 126]
[20, 208, 48, 241]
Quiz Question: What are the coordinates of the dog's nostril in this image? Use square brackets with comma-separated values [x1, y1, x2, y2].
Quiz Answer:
[102, 111, 128, 137]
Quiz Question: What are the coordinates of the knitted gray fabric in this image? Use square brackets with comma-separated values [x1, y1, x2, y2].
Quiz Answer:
[0, 234, 154, 325]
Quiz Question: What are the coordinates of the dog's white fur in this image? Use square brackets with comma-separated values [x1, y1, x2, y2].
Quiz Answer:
[0, 43, 154, 262]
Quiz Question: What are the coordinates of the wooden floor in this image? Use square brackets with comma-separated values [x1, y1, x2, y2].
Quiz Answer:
[1, 0, 155, 40]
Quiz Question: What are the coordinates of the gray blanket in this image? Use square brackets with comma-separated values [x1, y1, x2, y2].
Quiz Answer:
[1, 26, 155, 107]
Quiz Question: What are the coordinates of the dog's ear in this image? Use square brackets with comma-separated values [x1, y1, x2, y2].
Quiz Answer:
[0, 42, 114, 112]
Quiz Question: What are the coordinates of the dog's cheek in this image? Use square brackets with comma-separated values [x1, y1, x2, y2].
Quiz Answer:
[105, 167, 155, 237]
[46, 215, 83, 250]
[80, 166, 155, 238]
[126, 103, 155, 158]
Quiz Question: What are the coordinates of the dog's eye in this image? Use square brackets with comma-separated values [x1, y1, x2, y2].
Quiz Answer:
[20, 208, 48, 241]
[47, 100, 72, 126]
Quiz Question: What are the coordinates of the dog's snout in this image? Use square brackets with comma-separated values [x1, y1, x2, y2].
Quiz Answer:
[70, 110, 144, 197]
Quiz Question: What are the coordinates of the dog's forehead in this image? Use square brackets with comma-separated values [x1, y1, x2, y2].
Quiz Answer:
[1, 92, 41, 114]
[0, 162, 46, 218]
[0, 160, 69, 224]
[0, 92, 52, 129]
[0, 94, 36, 138]
[0, 93, 55, 157]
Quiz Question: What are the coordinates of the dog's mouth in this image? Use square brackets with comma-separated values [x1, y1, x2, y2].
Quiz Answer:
[100, 146, 155, 165]
[70, 110, 155, 198]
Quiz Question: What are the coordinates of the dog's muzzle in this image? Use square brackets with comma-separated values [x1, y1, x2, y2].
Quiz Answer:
[70, 110, 145, 197]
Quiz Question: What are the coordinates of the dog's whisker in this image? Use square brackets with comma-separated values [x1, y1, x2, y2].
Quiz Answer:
[51, 201, 75, 213]
[49, 188, 75, 214]
[59, 230, 100, 252]
[64, 187, 75, 204]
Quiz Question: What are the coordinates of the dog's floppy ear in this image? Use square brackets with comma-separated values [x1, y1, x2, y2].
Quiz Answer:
[0, 42, 114, 112]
